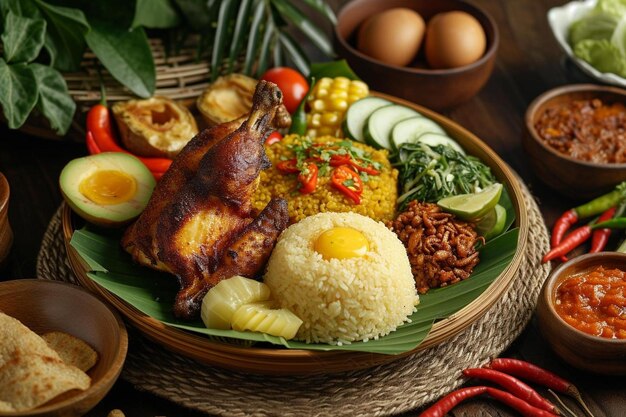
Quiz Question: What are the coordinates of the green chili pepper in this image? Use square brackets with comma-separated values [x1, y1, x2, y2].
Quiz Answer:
[289, 77, 315, 135]
[591, 217, 626, 230]
[574, 183, 626, 218]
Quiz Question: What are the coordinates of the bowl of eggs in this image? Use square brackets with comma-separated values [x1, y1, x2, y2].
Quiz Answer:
[333, 0, 499, 110]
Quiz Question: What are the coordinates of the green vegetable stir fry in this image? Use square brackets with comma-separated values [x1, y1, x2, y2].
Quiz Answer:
[395, 143, 495, 210]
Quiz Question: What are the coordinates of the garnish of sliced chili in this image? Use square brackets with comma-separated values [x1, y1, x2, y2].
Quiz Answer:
[331, 165, 363, 204]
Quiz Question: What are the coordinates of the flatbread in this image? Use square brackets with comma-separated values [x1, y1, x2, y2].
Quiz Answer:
[42, 332, 98, 372]
[0, 312, 60, 367]
[0, 354, 90, 412]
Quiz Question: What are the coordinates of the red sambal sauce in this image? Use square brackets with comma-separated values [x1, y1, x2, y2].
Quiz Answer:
[554, 266, 626, 339]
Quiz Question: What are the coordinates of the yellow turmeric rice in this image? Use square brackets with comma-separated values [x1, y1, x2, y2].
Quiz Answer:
[253, 135, 398, 222]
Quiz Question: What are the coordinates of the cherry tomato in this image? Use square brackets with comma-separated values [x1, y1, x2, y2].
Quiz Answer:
[260, 67, 309, 114]
[265, 131, 283, 146]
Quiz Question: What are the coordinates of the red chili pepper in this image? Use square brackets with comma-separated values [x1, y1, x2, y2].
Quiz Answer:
[328, 154, 380, 175]
[265, 131, 283, 146]
[85, 131, 101, 155]
[331, 165, 363, 204]
[418, 386, 558, 417]
[590, 206, 616, 253]
[276, 159, 300, 174]
[485, 388, 559, 417]
[488, 359, 595, 417]
[542, 225, 592, 263]
[297, 163, 318, 194]
[86, 104, 173, 176]
[419, 386, 488, 417]
[350, 161, 380, 175]
[551, 209, 578, 248]
[463, 368, 557, 413]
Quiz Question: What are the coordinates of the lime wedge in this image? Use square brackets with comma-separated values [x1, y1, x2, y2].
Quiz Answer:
[476, 204, 507, 240]
[437, 183, 503, 221]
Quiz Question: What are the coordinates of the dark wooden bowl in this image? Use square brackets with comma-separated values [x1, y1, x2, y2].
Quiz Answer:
[0, 173, 12, 268]
[536, 253, 626, 375]
[524, 84, 626, 200]
[333, 0, 499, 111]
[0, 279, 128, 416]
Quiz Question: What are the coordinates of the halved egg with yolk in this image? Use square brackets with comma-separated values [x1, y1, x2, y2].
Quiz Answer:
[60, 152, 156, 227]
[314, 227, 369, 260]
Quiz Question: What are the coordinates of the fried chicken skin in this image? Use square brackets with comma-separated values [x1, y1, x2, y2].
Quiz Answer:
[122, 81, 289, 319]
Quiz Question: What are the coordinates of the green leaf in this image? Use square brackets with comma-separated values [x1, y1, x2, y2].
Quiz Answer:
[210, 0, 237, 81]
[595, 0, 626, 18]
[132, 0, 180, 29]
[1, 11, 46, 63]
[569, 12, 618, 46]
[171, 0, 211, 31]
[85, 21, 155, 98]
[278, 31, 310, 77]
[255, 15, 275, 78]
[1, 0, 40, 19]
[0, 59, 38, 128]
[69, 221, 518, 354]
[300, 0, 336, 25]
[270, 0, 334, 57]
[574, 38, 626, 77]
[227, 0, 253, 73]
[310, 60, 360, 80]
[30, 63, 75, 135]
[35, 1, 89, 72]
[243, 0, 266, 76]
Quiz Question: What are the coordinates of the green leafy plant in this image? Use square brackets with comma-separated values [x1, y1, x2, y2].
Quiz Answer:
[0, 0, 335, 136]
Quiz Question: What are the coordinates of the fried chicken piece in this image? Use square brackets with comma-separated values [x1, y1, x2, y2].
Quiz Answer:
[122, 81, 289, 319]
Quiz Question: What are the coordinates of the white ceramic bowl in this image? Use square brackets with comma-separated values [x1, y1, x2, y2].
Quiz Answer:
[548, 0, 626, 87]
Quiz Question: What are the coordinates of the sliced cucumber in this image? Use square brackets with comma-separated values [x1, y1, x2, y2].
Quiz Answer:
[364, 105, 421, 150]
[417, 133, 465, 155]
[391, 116, 446, 149]
[343, 97, 393, 142]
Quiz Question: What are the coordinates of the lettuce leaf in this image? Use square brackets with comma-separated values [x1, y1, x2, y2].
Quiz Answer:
[569, 12, 618, 46]
[595, 0, 626, 18]
[574, 38, 626, 76]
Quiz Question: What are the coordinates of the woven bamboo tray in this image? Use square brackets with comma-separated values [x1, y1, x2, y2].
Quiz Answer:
[60, 92, 530, 375]
[20, 38, 238, 142]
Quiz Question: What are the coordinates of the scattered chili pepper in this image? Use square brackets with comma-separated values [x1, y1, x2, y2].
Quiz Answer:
[418, 386, 558, 417]
[550, 183, 626, 250]
[590, 207, 616, 253]
[329, 154, 380, 175]
[551, 209, 578, 249]
[329, 154, 351, 167]
[86, 104, 173, 176]
[462, 368, 558, 413]
[591, 217, 626, 230]
[265, 131, 283, 146]
[419, 386, 488, 417]
[484, 387, 559, 417]
[331, 165, 363, 204]
[297, 163, 318, 194]
[543, 225, 592, 263]
[488, 358, 595, 417]
[276, 159, 300, 174]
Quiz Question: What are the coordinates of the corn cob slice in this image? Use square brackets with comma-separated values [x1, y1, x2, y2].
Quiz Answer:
[232, 302, 303, 340]
[200, 276, 271, 330]
[306, 77, 369, 138]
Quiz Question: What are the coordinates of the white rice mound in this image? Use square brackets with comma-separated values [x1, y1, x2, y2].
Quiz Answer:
[264, 212, 419, 345]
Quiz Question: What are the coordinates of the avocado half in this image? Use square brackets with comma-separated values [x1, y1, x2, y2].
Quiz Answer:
[60, 152, 156, 227]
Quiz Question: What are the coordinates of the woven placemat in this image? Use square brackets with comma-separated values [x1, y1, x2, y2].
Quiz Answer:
[36, 183, 551, 417]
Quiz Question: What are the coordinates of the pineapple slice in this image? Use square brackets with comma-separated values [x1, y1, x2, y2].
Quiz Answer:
[201, 276, 270, 330]
[232, 302, 303, 340]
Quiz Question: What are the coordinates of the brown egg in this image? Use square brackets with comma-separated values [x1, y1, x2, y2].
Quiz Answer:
[425, 11, 486, 69]
[357, 8, 425, 67]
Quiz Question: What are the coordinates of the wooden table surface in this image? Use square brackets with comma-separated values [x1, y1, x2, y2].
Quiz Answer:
[1, 0, 625, 415]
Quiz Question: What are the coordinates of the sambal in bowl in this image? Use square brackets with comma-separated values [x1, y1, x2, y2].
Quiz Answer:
[524, 84, 626, 200]
[536, 252, 626, 375]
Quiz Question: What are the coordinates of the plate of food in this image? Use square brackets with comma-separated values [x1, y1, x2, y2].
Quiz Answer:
[549, 0, 626, 87]
[60, 73, 528, 375]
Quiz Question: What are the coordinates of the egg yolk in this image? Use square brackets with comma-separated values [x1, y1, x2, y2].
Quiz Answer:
[314, 227, 369, 260]
[79, 170, 137, 205]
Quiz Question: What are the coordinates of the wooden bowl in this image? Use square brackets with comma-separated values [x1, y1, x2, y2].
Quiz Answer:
[536, 253, 626, 375]
[0, 173, 12, 268]
[0, 279, 128, 416]
[333, 0, 499, 111]
[62, 91, 529, 375]
[524, 84, 626, 200]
